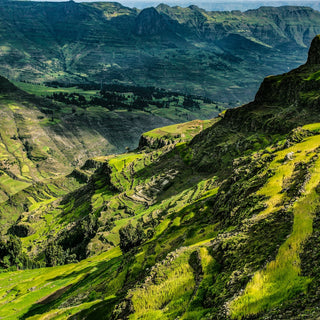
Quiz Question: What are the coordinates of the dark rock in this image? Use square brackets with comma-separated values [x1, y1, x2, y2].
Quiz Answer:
[307, 35, 320, 65]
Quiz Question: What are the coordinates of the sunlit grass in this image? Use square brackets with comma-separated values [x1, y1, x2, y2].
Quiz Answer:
[0, 247, 121, 319]
[12, 81, 99, 98]
[143, 119, 217, 141]
[230, 134, 320, 318]
[129, 249, 195, 320]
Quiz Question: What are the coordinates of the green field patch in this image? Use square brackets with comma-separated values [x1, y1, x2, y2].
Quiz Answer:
[109, 153, 144, 172]
[303, 122, 320, 133]
[0, 247, 121, 319]
[0, 173, 31, 196]
[143, 119, 216, 141]
[12, 82, 99, 98]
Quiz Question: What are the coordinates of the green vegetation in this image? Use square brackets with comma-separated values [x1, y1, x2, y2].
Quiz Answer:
[4, 117, 320, 319]
[3, 21, 320, 320]
[129, 249, 195, 320]
[230, 136, 320, 318]
[0, 247, 122, 320]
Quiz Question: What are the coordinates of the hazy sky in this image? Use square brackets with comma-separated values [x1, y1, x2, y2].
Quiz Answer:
[33, 0, 320, 11]
[34, 0, 319, 3]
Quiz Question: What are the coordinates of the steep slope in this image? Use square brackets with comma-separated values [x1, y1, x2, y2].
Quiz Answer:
[2, 35, 320, 319]
[0, 76, 222, 235]
[1, 2, 320, 102]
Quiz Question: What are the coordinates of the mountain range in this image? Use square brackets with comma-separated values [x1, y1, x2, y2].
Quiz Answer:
[1, 2, 320, 103]
[116, 1, 320, 12]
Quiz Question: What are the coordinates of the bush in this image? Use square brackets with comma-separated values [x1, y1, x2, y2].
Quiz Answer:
[45, 242, 66, 267]
[119, 222, 144, 253]
[0, 235, 33, 269]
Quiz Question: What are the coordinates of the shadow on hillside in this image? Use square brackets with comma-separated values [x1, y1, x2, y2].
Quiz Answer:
[19, 255, 122, 320]
[68, 297, 119, 320]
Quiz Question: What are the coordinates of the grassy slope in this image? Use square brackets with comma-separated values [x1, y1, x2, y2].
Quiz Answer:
[0, 78, 223, 234]
[0, 118, 222, 319]
[9, 117, 219, 260]
[0, 247, 122, 320]
[3, 123, 320, 319]
[4, 34, 320, 320]
[230, 132, 320, 317]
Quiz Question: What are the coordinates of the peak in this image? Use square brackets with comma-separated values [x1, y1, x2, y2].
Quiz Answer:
[156, 3, 170, 10]
[188, 5, 200, 10]
[135, 7, 170, 36]
[139, 7, 159, 15]
[306, 35, 320, 65]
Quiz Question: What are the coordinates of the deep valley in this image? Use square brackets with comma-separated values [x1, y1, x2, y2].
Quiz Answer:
[2, 1, 320, 320]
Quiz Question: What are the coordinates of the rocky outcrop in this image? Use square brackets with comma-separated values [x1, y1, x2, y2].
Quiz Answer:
[255, 33, 320, 105]
[307, 34, 320, 65]
[138, 134, 176, 150]
[134, 7, 173, 36]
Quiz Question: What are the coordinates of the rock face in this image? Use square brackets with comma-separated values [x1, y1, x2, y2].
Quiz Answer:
[134, 7, 172, 36]
[307, 34, 320, 64]
[138, 134, 174, 150]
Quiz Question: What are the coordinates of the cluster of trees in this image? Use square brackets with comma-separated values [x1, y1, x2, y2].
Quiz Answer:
[48, 91, 203, 112]
[119, 222, 145, 253]
[183, 96, 200, 110]
[44, 243, 77, 267]
[0, 212, 101, 269]
[49, 92, 87, 106]
[0, 235, 43, 270]
[45, 81, 212, 113]
[44, 213, 99, 266]
[119, 211, 161, 254]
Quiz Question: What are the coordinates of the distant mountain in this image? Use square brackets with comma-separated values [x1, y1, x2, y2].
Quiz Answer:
[118, 1, 320, 12]
[1, 2, 320, 103]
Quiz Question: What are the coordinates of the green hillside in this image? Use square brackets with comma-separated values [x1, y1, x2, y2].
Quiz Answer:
[2, 34, 320, 319]
[0, 76, 222, 235]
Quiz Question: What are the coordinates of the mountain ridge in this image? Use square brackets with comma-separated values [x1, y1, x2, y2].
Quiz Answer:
[1, 2, 320, 102]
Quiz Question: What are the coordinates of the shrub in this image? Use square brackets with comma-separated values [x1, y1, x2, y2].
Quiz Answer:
[119, 222, 144, 253]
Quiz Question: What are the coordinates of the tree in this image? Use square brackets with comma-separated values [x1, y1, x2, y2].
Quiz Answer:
[0, 235, 26, 269]
[45, 242, 66, 267]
